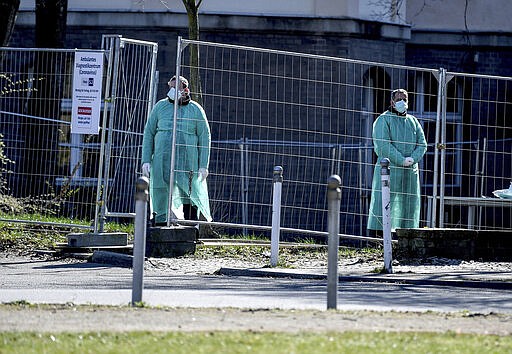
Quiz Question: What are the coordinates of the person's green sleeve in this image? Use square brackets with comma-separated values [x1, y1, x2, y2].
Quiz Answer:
[373, 114, 405, 165]
[411, 116, 428, 163]
[141, 102, 159, 164]
[194, 103, 211, 169]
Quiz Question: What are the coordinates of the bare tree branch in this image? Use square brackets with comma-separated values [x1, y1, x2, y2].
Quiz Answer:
[367, 0, 406, 23]
[463, 0, 471, 46]
[413, 0, 429, 18]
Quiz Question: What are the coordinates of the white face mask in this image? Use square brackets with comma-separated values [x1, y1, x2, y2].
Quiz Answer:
[167, 87, 176, 99]
[394, 99, 408, 113]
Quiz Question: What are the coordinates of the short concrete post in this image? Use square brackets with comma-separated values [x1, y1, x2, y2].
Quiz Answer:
[380, 158, 393, 274]
[270, 166, 283, 267]
[327, 175, 341, 310]
[132, 176, 149, 305]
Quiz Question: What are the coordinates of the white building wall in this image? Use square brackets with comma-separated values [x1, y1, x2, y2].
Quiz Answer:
[19, 0, 349, 16]
[407, 0, 512, 32]
[19, 0, 512, 31]
[18, 0, 403, 23]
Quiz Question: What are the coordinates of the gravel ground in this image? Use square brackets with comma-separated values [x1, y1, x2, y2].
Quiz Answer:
[142, 244, 512, 279]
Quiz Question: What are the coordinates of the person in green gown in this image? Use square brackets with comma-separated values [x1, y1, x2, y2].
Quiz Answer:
[141, 75, 212, 225]
[368, 88, 427, 232]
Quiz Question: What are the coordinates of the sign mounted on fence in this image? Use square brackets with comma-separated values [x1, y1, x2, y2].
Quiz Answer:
[71, 51, 104, 134]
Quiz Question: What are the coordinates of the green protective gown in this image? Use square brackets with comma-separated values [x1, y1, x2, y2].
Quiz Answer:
[142, 98, 212, 223]
[367, 110, 427, 231]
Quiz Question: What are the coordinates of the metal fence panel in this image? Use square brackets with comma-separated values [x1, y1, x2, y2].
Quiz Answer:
[0, 37, 158, 231]
[0, 47, 107, 226]
[96, 36, 158, 232]
[174, 38, 442, 238]
[432, 71, 512, 230]
[172, 38, 511, 237]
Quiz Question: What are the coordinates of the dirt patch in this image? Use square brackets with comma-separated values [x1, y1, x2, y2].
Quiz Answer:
[1, 304, 511, 335]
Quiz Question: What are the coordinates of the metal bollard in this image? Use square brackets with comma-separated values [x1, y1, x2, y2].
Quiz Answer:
[326, 175, 341, 310]
[270, 166, 283, 267]
[132, 176, 149, 305]
[380, 158, 393, 274]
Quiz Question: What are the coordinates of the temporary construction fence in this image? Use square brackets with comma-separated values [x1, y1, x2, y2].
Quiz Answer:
[172, 38, 511, 237]
[427, 69, 512, 230]
[95, 36, 158, 232]
[0, 46, 103, 229]
[0, 36, 510, 238]
[0, 36, 158, 231]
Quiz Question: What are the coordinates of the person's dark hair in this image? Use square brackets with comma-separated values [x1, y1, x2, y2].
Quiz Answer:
[170, 75, 189, 88]
[391, 88, 408, 101]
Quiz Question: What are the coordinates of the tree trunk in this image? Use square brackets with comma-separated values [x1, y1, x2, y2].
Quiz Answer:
[35, 0, 68, 48]
[21, 0, 68, 198]
[0, 0, 20, 47]
[183, 0, 203, 105]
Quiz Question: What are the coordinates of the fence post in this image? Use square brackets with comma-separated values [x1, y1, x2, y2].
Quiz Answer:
[327, 175, 341, 310]
[270, 166, 283, 267]
[132, 176, 149, 305]
[380, 158, 393, 274]
[239, 138, 249, 236]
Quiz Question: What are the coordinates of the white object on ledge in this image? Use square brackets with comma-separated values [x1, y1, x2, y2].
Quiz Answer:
[493, 182, 512, 199]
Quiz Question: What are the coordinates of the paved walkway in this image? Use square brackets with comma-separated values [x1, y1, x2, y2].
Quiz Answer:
[1, 250, 512, 314]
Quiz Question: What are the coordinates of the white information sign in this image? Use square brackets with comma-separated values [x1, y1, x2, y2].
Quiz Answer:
[71, 52, 104, 134]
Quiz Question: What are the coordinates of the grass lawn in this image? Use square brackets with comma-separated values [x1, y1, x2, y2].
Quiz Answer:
[1, 331, 510, 354]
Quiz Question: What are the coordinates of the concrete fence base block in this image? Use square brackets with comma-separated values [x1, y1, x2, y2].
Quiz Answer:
[396, 228, 512, 261]
[91, 250, 133, 268]
[475, 230, 512, 260]
[145, 226, 198, 258]
[67, 232, 128, 247]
